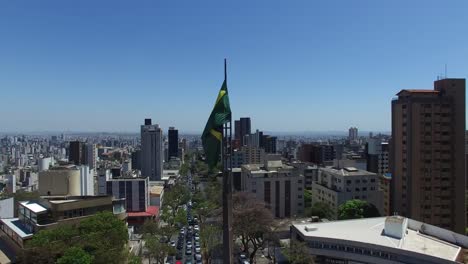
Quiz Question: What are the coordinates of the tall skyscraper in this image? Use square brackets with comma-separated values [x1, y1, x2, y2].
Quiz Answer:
[234, 120, 241, 141]
[141, 119, 163, 181]
[168, 127, 179, 159]
[348, 127, 358, 142]
[238, 117, 251, 146]
[69, 141, 84, 165]
[391, 78, 466, 234]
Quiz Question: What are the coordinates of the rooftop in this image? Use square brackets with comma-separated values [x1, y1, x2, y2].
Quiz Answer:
[19, 201, 47, 213]
[127, 206, 159, 218]
[293, 217, 462, 262]
[320, 166, 376, 177]
[0, 218, 33, 239]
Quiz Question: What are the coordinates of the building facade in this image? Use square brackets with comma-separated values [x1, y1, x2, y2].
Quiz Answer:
[366, 138, 389, 175]
[241, 158, 305, 218]
[391, 78, 466, 234]
[168, 127, 179, 159]
[348, 127, 358, 142]
[311, 167, 384, 216]
[97, 170, 149, 212]
[141, 119, 163, 181]
[291, 216, 468, 264]
[298, 144, 335, 165]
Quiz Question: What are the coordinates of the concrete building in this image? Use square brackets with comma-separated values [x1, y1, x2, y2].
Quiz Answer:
[0, 196, 126, 249]
[262, 135, 277, 154]
[311, 167, 384, 216]
[77, 165, 94, 196]
[242, 146, 265, 165]
[84, 143, 97, 170]
[235, 117, 251, 146]
[232, 149, 245, 168]
[68, 141, 84, 165]
[298, 144, 335, 165]
[391, 79, 466, 234]
[38, 166, 81, 196]
[291, 216, 468, 264]
[5, 174, 16, 194]
[289, 162, 318, 191]
[97, 170, 149, 213]
[168, 127, 179, 159]
[380, 173, 392, 216]
[349, 127, 358, 142]
[149, 184, 164, 207]
[38, 157, 52, 172]
[241, 157, 305, 218]
[366, 138, 389, 175]
[141, 119, 163, 181]
[131, 149, 142, 171]
[245, 129, 262, 148]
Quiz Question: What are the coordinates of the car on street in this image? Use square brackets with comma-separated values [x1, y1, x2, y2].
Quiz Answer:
[186, 248, 192, 255]
[176, 251, 183, 260]
[195, 247, 201, 254]
[170, 241, 176, 247]
[194, 254, 202, 263]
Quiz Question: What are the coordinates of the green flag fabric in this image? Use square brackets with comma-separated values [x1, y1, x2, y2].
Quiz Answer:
[202, 80, 231, 168]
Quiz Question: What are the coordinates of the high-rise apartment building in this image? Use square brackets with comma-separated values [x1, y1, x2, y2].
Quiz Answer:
[68, 141, 84, 165]
[141, 119, 163, 181]
[366, 138, 389, 175]
[391, 78, 466, 234]
[348, 127, 358, 142]
[168, 127, 179, 159]
[235, 117, 251, 146]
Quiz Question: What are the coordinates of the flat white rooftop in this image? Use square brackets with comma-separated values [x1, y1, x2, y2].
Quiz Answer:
[293, 217, 461, 261]
[20, 201, 47, 213]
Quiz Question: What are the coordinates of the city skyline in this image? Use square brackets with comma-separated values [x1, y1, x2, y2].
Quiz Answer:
[1, 1, 468, 132]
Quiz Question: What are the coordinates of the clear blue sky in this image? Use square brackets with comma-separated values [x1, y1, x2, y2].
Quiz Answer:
[1, 0, 468, 133]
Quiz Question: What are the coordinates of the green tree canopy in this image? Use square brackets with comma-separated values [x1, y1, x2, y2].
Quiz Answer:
[160, 182, 191, 226]
[305, 202, 334, 220]
[23, 211, 128, 264]
[338, 199, 380, 220]
[57, 247, 93, 264]
[282, 240, 315, 264]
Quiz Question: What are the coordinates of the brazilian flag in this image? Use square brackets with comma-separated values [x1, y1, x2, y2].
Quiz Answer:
[202, 80, 231, 168]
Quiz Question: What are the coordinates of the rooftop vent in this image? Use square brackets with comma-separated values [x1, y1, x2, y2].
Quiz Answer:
[304, 226, 318, 232]
[344, 167, 358, 172]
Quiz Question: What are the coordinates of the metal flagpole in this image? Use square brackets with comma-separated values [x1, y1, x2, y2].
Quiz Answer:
[222, 58, 233, 264]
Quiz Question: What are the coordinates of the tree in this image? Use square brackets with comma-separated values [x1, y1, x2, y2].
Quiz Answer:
[304, 189, 313, 208]
[305, 202, 334, 220]
[338, 199, 380, 220]
[180, 163, 190, 177]
[23, 212, 128, 264]
[200, 224, 222, 263]
[78, 211, 129, 263]
[144, 236, 176, 264]
[141, 220, 177, 263]
[160, 183, 191, 226]
[128, 254, 143, 264]
[282, 240, 314, 264]
[57, 247, 94, 264]
[233, 192, 277, 264]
